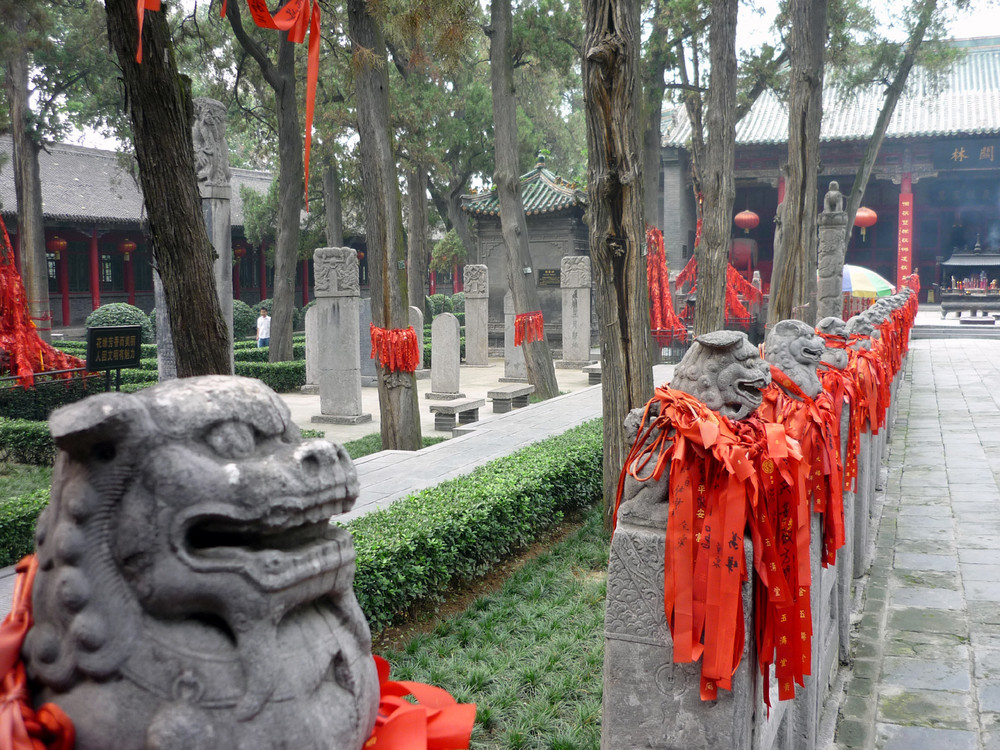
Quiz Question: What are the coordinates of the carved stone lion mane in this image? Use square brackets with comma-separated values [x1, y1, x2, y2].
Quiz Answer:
[26, 376, 378, 750]
[764, 319, 825, 398]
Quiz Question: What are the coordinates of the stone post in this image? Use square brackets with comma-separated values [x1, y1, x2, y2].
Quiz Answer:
[310, 247, 371, 425]
[359, 297, 377, 387]
[426, 312, 464, 400]
[502, 290, 527, 382]
[817, 181, 849, 320]
[556, 256, 593, 368]
[409, 305, 428, 378]
[463, 264, 489, 367]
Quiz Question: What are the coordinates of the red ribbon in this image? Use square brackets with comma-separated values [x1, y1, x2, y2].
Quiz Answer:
[0, 556, 76, 750]
[366, 656, 476, 749]
[646, 227, 687, 344]
[134, 0, 162, 63]
[370, 323, 420, 373]
[0, 217, 86, 387]
[513, 311, 544, 346]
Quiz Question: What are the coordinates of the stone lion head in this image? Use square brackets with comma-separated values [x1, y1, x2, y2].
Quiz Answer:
[670, 330, 772, 420]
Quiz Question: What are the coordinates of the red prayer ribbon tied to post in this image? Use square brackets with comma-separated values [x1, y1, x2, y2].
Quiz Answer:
[614, 389, 819, 705]
[513, 311, 544, 346]
[370, 323, 421, 373]
[135, 0, 320, 209]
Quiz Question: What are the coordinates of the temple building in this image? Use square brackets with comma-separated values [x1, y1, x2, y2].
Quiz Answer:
[658, 35, 1000, 302]
[0, 136, 294, 326]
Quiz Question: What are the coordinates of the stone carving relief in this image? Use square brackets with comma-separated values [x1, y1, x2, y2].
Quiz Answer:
[764, 319, 826, 398]
[192, 98, 231, 188]
[26, 376, 379, 750]
[463, 264, 488, 298]
[560, 256, 591, 288]
[314, 246, 360, 297]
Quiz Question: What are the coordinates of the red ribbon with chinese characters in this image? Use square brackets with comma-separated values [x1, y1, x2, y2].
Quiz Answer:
[370, 324, 420, 373]
[0, 556, 76, 750]
[513, 311, 544, 346]
[615, 389, 806, 704]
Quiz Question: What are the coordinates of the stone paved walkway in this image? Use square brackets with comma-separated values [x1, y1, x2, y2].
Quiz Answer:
[835, 337, 1000, 750]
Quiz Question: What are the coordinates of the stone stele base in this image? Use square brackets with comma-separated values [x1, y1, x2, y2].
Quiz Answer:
[555, 359, 594, 369]
[311, 413, 373, 425]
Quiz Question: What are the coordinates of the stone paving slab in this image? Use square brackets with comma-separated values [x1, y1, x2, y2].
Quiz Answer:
[835, 339, 1000, 749]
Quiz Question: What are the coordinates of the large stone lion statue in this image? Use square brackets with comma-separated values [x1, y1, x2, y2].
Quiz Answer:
[764, 319, 825, 398]
[25, 376, 379, 750]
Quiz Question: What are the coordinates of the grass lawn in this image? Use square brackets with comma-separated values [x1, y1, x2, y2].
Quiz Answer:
[374, 505, 610, 750]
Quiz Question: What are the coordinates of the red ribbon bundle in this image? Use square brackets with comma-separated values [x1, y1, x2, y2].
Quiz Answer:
[366, 656, 476, 749]
[0, 557, 75, 750]
[615, 389, 809, 704]
[370, 324, 420, 373]
[0, 217, 86, 387]
[646, 227, 687, 344]
[513, 311, 544, 346]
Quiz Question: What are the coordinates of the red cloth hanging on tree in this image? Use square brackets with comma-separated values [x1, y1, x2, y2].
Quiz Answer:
[370, 324, 420, 373]
[0, 217, 85, 387]
[513, 311, 544, 346]
[646, 227, 687, 344]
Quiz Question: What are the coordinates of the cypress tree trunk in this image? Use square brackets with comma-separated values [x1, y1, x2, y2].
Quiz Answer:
[4, 34, 51, 342]
[348, 0, 422, 451]
[768, 0, 826, 327]
[583, 0, 654, 527]
[104, 0, 230, 376]
[407, 167, 429, 311]
[487, 0, 560, 401]
[693, 0, 738, 336]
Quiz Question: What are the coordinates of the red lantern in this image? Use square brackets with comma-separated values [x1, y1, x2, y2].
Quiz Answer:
[357, 251, 365, 261]
[46, 236, 67, 260]
[233, 243, 247, 260]
[854, 207, 877, 240]
[118, 238, 137, 261]
[734, 209, 760, 234]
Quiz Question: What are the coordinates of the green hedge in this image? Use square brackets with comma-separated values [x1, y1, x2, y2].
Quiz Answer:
[0, 491, 50, 567]
[234, 360, 306, 392]
[0, 420, 602, 609]
[234, 342, 306, 362]
[0, 376, 104, 421]
[348, 419, 602, 632]
[0, 419, 54, 465]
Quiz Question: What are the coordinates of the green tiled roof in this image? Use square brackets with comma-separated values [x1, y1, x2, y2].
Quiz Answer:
[461, 156, 586, 217]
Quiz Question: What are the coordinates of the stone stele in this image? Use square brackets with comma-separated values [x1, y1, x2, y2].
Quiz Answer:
[26, 376, 379, 750]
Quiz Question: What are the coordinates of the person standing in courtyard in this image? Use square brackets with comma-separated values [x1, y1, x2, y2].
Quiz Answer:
[256, 307, 271, 348]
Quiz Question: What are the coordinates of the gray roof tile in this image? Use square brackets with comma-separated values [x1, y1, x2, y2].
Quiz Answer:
[663, 41, 1000, 147]
[0, 136, 271, 227]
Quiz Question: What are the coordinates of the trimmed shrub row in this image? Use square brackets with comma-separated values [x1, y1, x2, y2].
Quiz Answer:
[0, 420, 603, 622]
[0, 376, 105, 421]
[234, 360, 306, 392]
[0, 419, 54, 465]
[348, 419, 602, 632]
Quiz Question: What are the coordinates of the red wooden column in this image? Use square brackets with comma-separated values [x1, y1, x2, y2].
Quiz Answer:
[125, 256, 135, 306]
[258, 242, 268, 301]
[59, 251, 70, 325]
[897, 173, 913, 288]
[90, 228, 101, 310]
[233, 261, 241, 301]
[454, 265, 463, 293]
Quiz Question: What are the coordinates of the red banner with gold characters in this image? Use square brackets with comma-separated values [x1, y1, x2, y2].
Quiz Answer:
[897, 193, 913, 288]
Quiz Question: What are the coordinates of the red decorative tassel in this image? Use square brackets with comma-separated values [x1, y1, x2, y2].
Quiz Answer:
[370, 323, 420, 373]
[514, 311, 544, 346]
